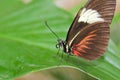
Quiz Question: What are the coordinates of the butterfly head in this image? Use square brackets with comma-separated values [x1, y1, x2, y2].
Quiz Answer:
[56, 39, 71, 54]
[56, 39, 65, 49]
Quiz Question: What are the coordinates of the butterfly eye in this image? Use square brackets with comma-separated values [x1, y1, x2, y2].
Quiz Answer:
[56, 44, 60, 49]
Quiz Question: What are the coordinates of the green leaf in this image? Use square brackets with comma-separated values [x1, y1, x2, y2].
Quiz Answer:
[112, 12, 120, 24]
[0, 0, 120, 80]
[111, 22, 120, 47]
[16, 67, 98, 80]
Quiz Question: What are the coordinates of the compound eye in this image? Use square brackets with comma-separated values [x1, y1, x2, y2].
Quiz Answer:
[56, 44, 60, 48]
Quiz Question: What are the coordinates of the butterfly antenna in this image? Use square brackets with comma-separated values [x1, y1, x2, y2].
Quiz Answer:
[45, 21, 59, 39]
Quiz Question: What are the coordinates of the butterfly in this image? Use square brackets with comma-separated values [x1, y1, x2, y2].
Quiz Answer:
[55, 0, 116, 60]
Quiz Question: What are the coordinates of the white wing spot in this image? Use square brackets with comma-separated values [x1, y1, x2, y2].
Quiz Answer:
[78, 8, 104, 24]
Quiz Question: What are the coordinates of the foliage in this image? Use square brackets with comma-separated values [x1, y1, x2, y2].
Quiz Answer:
[0, 0, 120, 80]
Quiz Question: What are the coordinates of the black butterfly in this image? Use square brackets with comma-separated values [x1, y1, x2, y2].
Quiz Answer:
[47, 0, 116, 60]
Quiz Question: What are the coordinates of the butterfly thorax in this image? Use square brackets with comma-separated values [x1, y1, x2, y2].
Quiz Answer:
[56, 39, 71, 54]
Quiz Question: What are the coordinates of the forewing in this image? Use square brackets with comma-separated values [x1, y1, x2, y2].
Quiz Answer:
[72, 22, 109, 60]
[66, 0, 116, 44]
[65, 8, 88, 44]
[85, 0, 116, 24]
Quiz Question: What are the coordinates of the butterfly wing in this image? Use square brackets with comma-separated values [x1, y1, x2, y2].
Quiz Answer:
[72, 22, 109, 60]
[66, 0, 116, 44]
[65, 0, 116, 60]
[85, 0, 116, 24]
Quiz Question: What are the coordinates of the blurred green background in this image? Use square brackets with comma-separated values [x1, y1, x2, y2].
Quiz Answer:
[0, 0, 120, 80]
